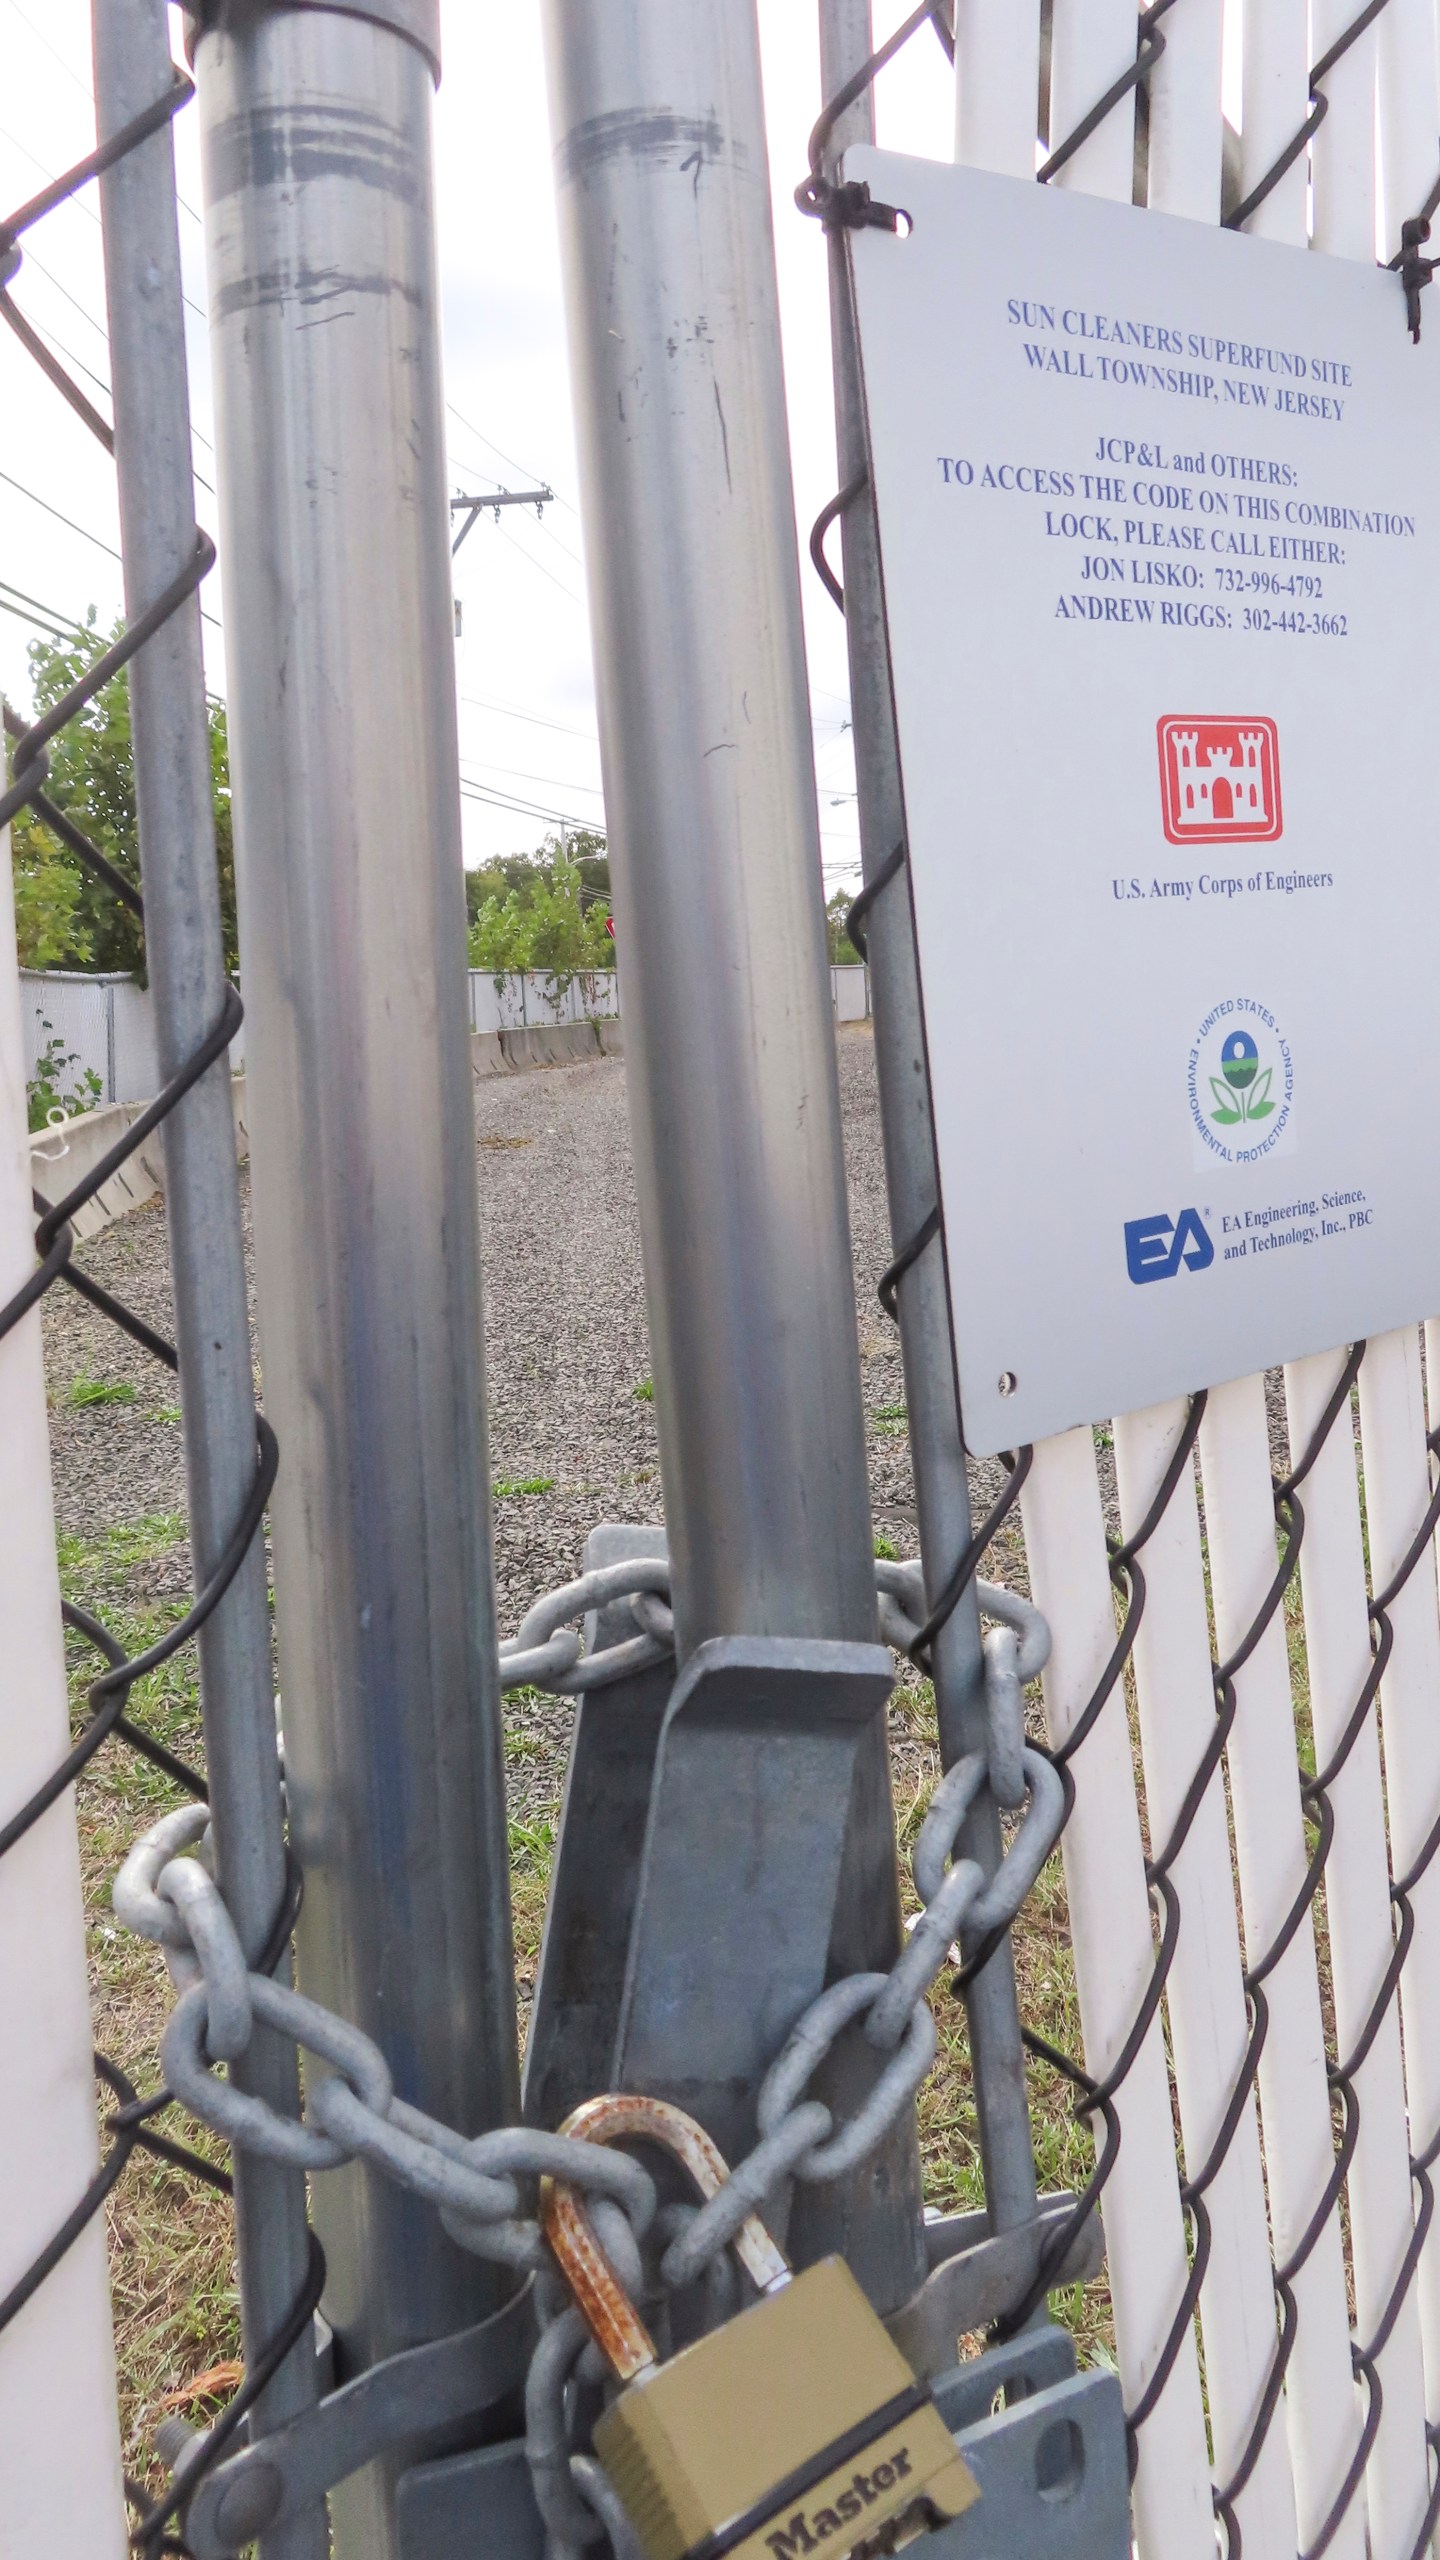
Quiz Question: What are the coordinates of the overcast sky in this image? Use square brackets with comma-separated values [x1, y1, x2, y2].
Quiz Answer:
[0, 2, 960, 891]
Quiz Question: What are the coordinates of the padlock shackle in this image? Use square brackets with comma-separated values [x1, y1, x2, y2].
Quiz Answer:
[541, 2093, 791, 2382]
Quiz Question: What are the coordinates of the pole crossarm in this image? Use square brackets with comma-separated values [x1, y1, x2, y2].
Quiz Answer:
[450, 485, 554, 554]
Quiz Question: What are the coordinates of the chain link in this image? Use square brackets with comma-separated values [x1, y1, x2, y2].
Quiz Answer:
[118, 1556, 1057, 2242]
[112, 1555, 1059, 2537]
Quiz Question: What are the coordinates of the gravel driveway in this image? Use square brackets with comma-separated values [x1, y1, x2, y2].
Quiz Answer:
[45, 1026, 1015, 1583]
[42, 1024, 1022, 1833]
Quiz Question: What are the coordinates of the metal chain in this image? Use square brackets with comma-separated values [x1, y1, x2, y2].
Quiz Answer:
[113, 1561, 1061, 2544]
[118, 1560, 1059, 2238]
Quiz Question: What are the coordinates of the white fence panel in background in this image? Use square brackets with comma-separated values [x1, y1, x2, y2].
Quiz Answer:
[20, 971, 121, 1103]
[20, 970, 230, 1105]
[467, 970, 621, 1033]
[24, 964, 854, 1103]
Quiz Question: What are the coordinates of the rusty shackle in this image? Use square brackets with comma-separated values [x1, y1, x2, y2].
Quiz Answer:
[540, 2092, 790, 2381]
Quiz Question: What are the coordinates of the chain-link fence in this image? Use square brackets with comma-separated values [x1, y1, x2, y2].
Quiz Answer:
[6, 6, 1440, 2558]
[815, 5, 1440, 2555]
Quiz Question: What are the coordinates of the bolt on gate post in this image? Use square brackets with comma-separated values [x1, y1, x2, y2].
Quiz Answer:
[541, 0, 924, 2297]
[191, 4, 519, 2551]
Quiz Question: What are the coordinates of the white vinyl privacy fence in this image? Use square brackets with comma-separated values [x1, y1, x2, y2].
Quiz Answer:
[910, 9, 1440, 2560]
[467, 967, 868, 1029]
[22, 966, 868, 1103]
[467, 969, 620, 1032]
[20, 971, 163, 1107]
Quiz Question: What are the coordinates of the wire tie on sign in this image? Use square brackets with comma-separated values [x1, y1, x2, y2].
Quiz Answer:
[1392, 194, 1440, 342]
[816, 178, 907, 235]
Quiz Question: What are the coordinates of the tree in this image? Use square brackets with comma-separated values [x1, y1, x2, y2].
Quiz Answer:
[7, 617, 237, 977]
[827, 886, 861, 965]
[466, 829, 613, 981]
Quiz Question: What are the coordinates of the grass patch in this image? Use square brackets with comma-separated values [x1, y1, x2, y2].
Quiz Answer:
[66, 1374, 138, 1409]
[633, 1377, 654, 1402]
[874, 1533, 899, 1561]
[494, 1476, 556, 1498]
[58, 1518, 236, 2491]
[872, 1403, 908, 1436]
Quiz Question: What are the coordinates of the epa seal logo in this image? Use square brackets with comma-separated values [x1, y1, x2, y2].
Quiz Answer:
[1187, 1000, 1294, 1167]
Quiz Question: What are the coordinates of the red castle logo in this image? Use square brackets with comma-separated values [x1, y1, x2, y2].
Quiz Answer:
[1157, 715, 1282, 847]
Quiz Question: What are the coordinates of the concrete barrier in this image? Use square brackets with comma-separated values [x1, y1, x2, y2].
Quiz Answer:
[27, 1077, 251, 1240]
[471, 1020, 623, 1078]
[26, 1023, 625, 1243]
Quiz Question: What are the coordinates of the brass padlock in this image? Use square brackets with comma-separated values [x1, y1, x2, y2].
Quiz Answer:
[541, 2094, 979, 2560]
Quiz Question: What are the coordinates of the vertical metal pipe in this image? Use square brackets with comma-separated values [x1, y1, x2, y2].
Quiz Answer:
[542, 0, 923, 2306]
[192, 7, 519, 2550]
[540, 0, 878, 1660]
[818, 0, 1041, 2239]
[91, 12, 325, 2555]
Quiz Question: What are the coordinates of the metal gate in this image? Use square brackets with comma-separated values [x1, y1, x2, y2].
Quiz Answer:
[3, 5, 1440, 2558]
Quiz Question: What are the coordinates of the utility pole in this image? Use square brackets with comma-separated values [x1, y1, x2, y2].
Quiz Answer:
[193, 6, 519, 2552]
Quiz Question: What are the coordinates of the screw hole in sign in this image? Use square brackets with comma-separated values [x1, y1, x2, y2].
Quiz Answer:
[997, 1371, 1017, 1398]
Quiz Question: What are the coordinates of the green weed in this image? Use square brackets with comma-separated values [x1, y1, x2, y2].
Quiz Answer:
[67, 1374, 137, 1409]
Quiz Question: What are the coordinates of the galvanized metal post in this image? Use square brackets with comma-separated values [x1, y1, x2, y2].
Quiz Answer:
[91, 11, 325, 2555]
[541, 0, 924, 2304]
[541, 0, 877, 1662]
[192, 4, 520, 2551]
[817, 0, 1041, 2240]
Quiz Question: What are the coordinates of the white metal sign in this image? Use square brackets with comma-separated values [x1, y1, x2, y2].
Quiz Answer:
[846, 147, 1440, 1454]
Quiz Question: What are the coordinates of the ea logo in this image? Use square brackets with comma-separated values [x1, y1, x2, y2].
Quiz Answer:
[1124, 1208, 1215, 1286]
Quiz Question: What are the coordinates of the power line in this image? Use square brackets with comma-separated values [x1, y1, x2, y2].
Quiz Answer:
[524, 511, 586, 574]
[0, 465, 120, 558]
[0, 4, 207, 226]
[0, 574, 90, 637]
[460, 754, 604, 799]
[0, 301, 216, 487]
[458, 692, 599, 746]
[459, 777, 606, 835]
[490, 518, 586, 608]
[0, 589, 78, 643]
[0, 115, 209, 322]
[0, 473, 223, 632]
